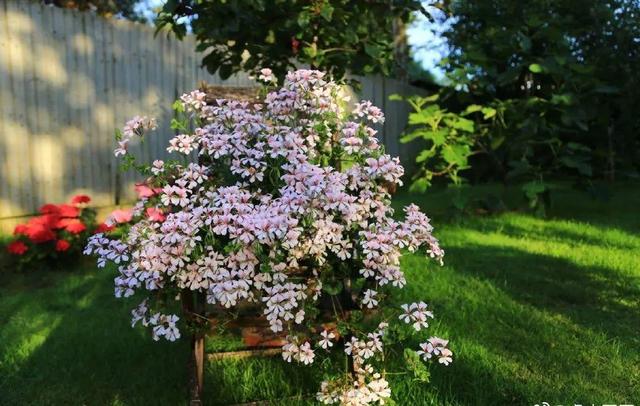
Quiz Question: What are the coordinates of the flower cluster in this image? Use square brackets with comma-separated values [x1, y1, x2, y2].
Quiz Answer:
[114, 116, 157, 157]
[6, 195, 105, 269]
[417, 337, 453, 366]
[85, 69, 450, 405]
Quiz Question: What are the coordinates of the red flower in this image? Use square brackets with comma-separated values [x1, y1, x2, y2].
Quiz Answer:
[25, 225, 56, 243]
[71, 194, 91, 205]
[7, 241, 28, 255]
[94, 223, 115, 233]
[39, 204, 60, 215]
[58, 204, 80, 218]
[55, 218, 75, 229]
[64, 219, 87, 234]
[146, 207, 166, 222]
[30, 214, 61, 230]
[13, 224, 28, 236]
[55, 239, 71, 252]
[109, 209, 133, 224]
[291, 37, 300, 54]
[135, 183, 157, 199]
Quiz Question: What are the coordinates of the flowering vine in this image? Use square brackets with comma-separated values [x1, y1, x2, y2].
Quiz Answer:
[85, 69, 451, 405]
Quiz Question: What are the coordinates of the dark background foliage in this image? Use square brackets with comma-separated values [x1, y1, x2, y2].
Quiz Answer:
[437, 0, 640, 184]
[155, 0, 425, 82]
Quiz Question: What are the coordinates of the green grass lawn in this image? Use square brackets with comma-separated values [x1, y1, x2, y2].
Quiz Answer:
[1, 183, 639, 405]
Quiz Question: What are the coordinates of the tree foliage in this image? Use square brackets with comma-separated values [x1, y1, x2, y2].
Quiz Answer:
[406, 0, 640, 212]
[42, 0, 147, 22]
[156, 0, 426, 81]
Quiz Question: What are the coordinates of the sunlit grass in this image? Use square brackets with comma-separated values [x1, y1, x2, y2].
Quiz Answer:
[0, 183, 638, 405]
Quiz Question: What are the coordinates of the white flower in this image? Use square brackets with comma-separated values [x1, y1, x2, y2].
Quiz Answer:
[130, 299, 149, 327]
[151, 160, 164, 175]
[361, 289, 378, 309]
[399, 301, 434, 331]
[298, 342, 315, 365]
[282, 339, 299, 363]
[318, 330, 335, 349]
[258, 68, 276, 83]
[417, 337, 453, 366]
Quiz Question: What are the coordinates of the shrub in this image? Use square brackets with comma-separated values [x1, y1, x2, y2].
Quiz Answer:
[85, 69, 451, 404]
[6, 195, 103, 270]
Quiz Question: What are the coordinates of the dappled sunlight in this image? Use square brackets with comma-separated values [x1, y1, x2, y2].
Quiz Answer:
[31, 133, 64, 183]
[443, 221, 639, 276]
[0, 10, 67, 87]
[35, 46, 68, 86]
[485, 214, 640, 249]
[142, 85, 162, 110]
[59, 125, 86, 149]
[1, 311, 62, 371]
[71, 33, 94, 55]
[67, 73, 96, 108]
[0, 1, 257, 222]
[92, 102, 115, 129]
[400, 250, 639, 404]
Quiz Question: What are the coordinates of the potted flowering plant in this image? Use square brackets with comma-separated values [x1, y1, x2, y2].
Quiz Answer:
[6, 195, 106, 270]
[85, 69, 452, 405]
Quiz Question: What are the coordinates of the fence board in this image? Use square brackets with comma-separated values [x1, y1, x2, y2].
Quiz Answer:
[0, 0, 425, 230]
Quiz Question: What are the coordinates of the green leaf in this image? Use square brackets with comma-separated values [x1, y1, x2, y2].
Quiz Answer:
[297, 11, 310, 27]
[320, 3, 334, 21]
[522, 181, 547, 200]
[559, 156, 592, 176]
[303, 44, 318, 58]
[422, 94, 439, 103]
[388, 93, 403, 101]
[364, 43, 381, 59]
[450, 117, 474, 133]
[550, 93, 574, 106]
[172, 99, 184, 113]
[518, 34, 532, 52]
[426, 129, 447, 146]
[322, 279, 343, 295]
[415, 149, 436, 163]
[219, 63, 233, 79]
[409, 178, 430, 193]
[404, 349, 431, 383]
[481, 107, 497, 119]
[400, 130, 423, 144]
[490, 135, 505, 150]
[529, 63, 544, 73]
[464, 104, 483, 114]
[408, 106, 442, 125]
[442, 144, 470, 166]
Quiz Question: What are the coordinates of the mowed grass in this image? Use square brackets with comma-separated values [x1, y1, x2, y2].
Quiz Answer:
[1, 183, 639, 405]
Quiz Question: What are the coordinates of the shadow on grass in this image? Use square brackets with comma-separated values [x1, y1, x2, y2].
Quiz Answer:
[0, 268, 319, 406]
[2, 209, 639, 405]
[444, 242, 640, 346]
[204, 357, 320, 405]
[0, 269, 190, 406]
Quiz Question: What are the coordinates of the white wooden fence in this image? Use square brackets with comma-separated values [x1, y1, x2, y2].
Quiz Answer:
[0, 0, 422, 230]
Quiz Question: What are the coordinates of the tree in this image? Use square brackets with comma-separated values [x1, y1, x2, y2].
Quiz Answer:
[438, 0, 640, 182]
[42, 0, 148, 22]
[155, 0, 427, 81]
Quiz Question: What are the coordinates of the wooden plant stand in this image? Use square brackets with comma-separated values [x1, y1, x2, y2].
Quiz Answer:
[182, 278, 358, 405]
[182, 291, 289, 405]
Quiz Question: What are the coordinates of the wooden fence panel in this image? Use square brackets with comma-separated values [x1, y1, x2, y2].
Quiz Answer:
[0, 0, 427, 230]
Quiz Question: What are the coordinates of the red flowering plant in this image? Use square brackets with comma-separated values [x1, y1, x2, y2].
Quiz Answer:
[5, 194, 105, 270]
